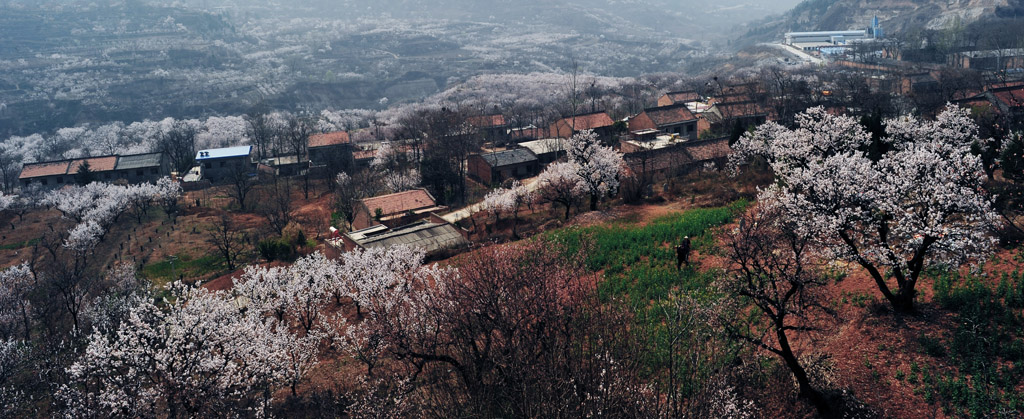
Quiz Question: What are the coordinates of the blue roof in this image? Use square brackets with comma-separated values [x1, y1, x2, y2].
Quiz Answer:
[196, 146, 252, 160]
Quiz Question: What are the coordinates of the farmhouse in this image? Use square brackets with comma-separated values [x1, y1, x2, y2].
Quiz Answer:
[705, 100, 770, 132]
[468, 148, 541, 185]
[518, 138, 566, 164]
[623, 136, 732, 181]
[549, 111, 617, 143]
[18, 152, 170, 190]
[194, 146, 255, 183]
[468, 114, 509, 144]
[628, 103, 704, 140]
[352, 188, 447, 230]
[657, 90, 702, 107]
[307, 131, 353, 173]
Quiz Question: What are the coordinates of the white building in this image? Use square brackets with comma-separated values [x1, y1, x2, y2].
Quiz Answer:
[785, 30, 869, 51]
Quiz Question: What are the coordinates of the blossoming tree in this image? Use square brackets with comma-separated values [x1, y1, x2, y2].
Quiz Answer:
[730, 106, 1000, 312]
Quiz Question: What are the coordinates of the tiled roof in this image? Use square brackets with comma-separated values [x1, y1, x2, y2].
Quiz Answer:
[115, 153, 163, 170]
[624, 138, 731, 173]
[68, 156, 117, 173]
[643, 104, 698, 126]
[360, 188, 438, 217]
[309, 131, 351, 148]
[478, 148, 538, 168]
[662, 91, 701, 104]
[559, 112, 615, 130]
[19, 161, 70, 179]
[351, 221, 469, 255]
[468, 114, 507, 128]
[196, 146, 252, 160]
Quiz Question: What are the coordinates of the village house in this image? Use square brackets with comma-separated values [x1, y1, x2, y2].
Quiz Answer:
[468, 114, 510, 145]
[705, 100, 770, 133]
[549, 111, 617, 144]
[351, 188, 448, 230]
[956, 82, 1024, 123]
[307, 131, 354, 175]
[628, 103, 705, 140]
[518, 138, 566, 164]
[623, 136, 732, 181]
[340, 214, 470, 259]
[507, 125, 549, 143]
[195, 146, 255, 183]
[18, 152, 170, 190]
[467, 148, 541, 185]
[657, 90, 702, 107]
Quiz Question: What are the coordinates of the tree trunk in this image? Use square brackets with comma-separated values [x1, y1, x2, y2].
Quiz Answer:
[891, 288, 916, 312]
[564, 202, 571, 220]
[589, 194, 598, 211]
[777, 324, 831, 416]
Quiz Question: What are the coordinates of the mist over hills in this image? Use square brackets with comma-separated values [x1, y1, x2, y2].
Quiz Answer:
[0, 0, 805, 137]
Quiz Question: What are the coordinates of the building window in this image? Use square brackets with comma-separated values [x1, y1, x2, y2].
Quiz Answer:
[56, 177, 63, 183]
[41, 179, 48, 186]
[220, 161, 226, 168]
[204, 162, 212, 169]
[105, 173, 112, 179]
[136, 169, 143, 176]
[151, 168, 158, 174]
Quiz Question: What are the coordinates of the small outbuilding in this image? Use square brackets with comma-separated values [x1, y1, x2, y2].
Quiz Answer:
[352, 188, 448, 230]
[341, 215, 470, 259]
[468, 148, 540, 185]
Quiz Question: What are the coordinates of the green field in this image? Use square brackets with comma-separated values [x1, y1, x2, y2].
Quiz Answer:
[141, 253, 226, 287]
[543, 201, 749, 397]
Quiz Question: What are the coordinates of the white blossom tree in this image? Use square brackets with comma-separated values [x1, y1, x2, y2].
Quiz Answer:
[566, 129, 625, 211]
[481, 180, 534, 237]
[333, 245, 452, 375]
[65, 282, 297, 417]
[155, 176, 183, 218]
[0, 264, 34, 341]
[730, 106, 1000, 312]
[536, 162, 585, 220]
[63, 220, 104, 254]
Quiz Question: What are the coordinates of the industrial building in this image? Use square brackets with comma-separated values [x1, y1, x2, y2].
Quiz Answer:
[784, 16, 883, 52]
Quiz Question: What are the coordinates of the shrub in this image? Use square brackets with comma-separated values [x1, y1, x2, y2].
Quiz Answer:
[258, 238, 296, 262]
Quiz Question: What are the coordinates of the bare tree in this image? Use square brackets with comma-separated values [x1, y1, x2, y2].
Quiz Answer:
[258, 178, 293, 235]
[226, 163, 258, 211]
[720, 205, 834, 416]
[159, 121, 198, 174]
[282, 114, 315, 198]
[419, 107, 479, 205]
[245, 104, 277, 160]
[206, 215, 248, 272]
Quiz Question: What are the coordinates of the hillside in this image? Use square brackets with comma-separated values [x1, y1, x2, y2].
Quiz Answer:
[738, 0, 1010, 45]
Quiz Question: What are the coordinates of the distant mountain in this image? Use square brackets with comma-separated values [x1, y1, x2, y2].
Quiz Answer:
[160, 0, 800, 42]
[737, 0, 1010, 46]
